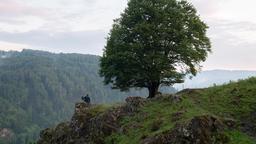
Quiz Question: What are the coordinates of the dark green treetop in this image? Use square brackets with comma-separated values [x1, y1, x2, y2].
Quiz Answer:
[100, 0, 211, 98]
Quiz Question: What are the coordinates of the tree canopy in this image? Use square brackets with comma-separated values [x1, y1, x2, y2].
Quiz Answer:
[100, 0, 211, 98]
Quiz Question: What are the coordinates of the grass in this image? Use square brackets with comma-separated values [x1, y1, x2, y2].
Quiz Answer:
[105, 96, 210, 143]
[105, 77, 256, 144]
[88, 104, 113, 116]
[226, 130, 256, 144]
[192, 77, 256, 119]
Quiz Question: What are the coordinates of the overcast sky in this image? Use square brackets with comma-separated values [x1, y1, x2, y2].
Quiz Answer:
[0, 0, 255, 70]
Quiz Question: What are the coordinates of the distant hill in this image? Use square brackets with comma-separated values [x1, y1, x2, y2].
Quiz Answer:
[0, 49, 176, 144]
[175, 70, 256, 90]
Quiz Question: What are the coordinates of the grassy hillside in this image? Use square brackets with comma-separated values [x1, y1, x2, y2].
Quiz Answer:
[106, 77, 256, 143]
[37, 77, 256, 144]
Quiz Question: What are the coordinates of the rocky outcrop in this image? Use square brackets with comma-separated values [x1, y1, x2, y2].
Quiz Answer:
[37, 94, 246, 144]
[141, 115, 231, 144]
[37, 96, 146, 144]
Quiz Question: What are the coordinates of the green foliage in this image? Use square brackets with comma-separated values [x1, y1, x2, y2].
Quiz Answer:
[0, 50, 176, 144]
[100, 0, 211, 97]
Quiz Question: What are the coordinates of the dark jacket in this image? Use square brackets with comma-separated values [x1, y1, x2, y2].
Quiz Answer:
[82, 95, 90, 104]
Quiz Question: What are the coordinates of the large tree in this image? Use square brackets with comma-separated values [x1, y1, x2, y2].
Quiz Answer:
[100, 0, 211, 98]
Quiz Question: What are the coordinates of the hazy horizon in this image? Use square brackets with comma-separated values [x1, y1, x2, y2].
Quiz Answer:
[0, 0, 256, 70]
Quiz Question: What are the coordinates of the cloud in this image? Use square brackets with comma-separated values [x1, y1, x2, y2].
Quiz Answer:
[0, 0, 50, 32]
[187, 0, 256, 70]
[190, 0, 223, 17]
[206, 20, 256, 45]
[0, 0, 127, 54]
[0, 0, 256, 70]
[0, 0, 127, 32]
[0, 0, 49, 17]
[203, 41, 256, 70]
[0, 41, 27, 51]
[202, 20, 256, 70]
[0, 30, 107, 55]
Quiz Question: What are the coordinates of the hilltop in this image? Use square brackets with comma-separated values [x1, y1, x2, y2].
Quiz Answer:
[37, 77, 256, 144]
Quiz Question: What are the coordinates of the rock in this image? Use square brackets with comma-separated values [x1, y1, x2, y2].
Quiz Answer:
[240, 111, 256, 137]
[0, 128, 14, 140]
[141, 115, 229, 144]
[37, 97, 147, 144]
[124, 96, 146, 113]
[170, 95, 182, 103]
[152, 94, 182, 104]
[70, 102, 93, 135]
[171, 110, 186, 122]
[141, 137, 157, 144]
[38, 128, 53, 143]
[74, 102, 91, 114]
[37, 122, 73, 144]
[87, 97, 146, 140]
[222, 118, 237, 129]
[183, 115, 225, 143]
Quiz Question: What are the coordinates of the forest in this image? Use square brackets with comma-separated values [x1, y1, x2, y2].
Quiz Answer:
[0, 50, 175, 144]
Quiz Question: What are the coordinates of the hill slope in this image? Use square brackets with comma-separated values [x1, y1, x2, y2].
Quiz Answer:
[37, 77, 256, 144]
[0, 50, 176, 144]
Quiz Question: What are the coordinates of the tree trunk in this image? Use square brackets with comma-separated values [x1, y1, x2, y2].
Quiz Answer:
[147, 82, 160, 98]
